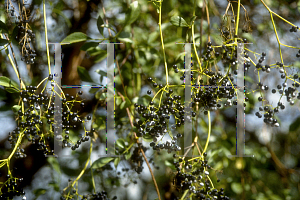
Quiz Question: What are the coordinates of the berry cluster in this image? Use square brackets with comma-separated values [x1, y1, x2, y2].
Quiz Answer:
[1, 73, 95, 198]
[0, 175, 25, 199]
[6, 0, 36, 64]
[171, 154, 229, 199]
[60, 190, 117, 200]
[289, 26, 299, 32]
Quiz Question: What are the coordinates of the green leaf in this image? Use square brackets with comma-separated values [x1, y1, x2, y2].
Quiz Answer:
[170, 16, 190, 27]
[91, 157, 114, 169]
[165, 160, 176, 170]
[80, 42, 99, 51]
[189, 16, 197, 26]
[164, 36, 182, 48]
[0, 20, 9, 33]
[118, 31, 133, 43]
[148, 31, 159, 44]
[77, 66, 94, 82]
[125, 97, 131, 106]
[5, 87, 20, 93]
[33, 188, 46, 199]
[241, 32, 255, 43]
[125, 151, 131, 160]
[48, 181, 60, 192]
[244, 75, 253, 83]
[52, 8, 72, 28]
[289, 116, 300, 132]
[116, 138, 125, 149]
[97, 16, 104, 35]
[10, 26, 20, 46]
[231, 182, 243, 194]
[175, 52, 186, 61]
[88, 47, 106, 57]
[12, 105, 21, 113]
[125, 1, 141, 25]
[47, 157, 61, 174]
[0, 39, 9, 46]
[95, 51, 107, 63]
[61, 32, 91, 44]
[132, 95, 153, 106]
[98, 24, 117, 34]
[120, 97, 131, 110]
[142, 133, 153, 142]
[100, 92, 106, 100]
[114, 157, 120, 168]
[151, 1, 160, 13]
[89, 87, 100, 94]
[116, 97, 122, 106]
[95, 69, 107, 83]
[0, 89, 7, 101]
[120, 101, 126, 110]
[95, 90, 106, 100]
[0, 76, 19, 91]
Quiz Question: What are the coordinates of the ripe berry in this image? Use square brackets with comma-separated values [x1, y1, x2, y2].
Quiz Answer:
[48, 74, 53, 80]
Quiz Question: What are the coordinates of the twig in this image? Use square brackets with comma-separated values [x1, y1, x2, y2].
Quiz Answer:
[118, 92, 161, 200]
[43, 0, 51, 75]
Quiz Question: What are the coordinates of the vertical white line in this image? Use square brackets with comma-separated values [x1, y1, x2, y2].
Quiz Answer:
[184, 43, 192, 157]
[106, 43, 115, 156]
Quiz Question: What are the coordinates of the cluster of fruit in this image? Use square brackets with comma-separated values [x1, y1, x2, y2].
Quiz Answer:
[60, 191, 117, 200]
[6, 0, 36, 64]
[0, 175, 25, 199]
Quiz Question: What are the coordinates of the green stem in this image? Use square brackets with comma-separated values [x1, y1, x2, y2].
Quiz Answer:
[203, 111, 211, 153]
[43, 0, 51, 74]
[260, 0, 283, 63]
[123, 142, 134, 154]
[90, 159, 96, 193]
[181, 189, 189, 200]
[269, 13, 283, 63]
[207, 175, 214, 189]
[63, 141, 93, 192]
[235, 0, 241, 43]
[158, 1, 168, 85]
[192, 0, 202, 72]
